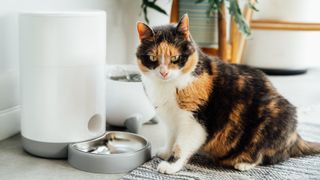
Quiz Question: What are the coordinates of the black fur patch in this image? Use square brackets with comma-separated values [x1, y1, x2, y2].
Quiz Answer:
[193, 57, 299, 165]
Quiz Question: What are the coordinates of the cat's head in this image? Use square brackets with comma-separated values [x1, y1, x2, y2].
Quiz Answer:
[136, 14, 198, 81]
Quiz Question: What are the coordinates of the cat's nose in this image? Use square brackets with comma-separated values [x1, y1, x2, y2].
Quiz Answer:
[160, 71, 168, 78]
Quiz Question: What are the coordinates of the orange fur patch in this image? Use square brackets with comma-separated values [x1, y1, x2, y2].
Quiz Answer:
[220, 152, 263, 167]
[181, 52, 198, 73]
[286, 132, 298, 147]
[152, 42, 179, 64]
[220, 152, 254, 166]
[251, 111, 272, 145]
[258, 98, 280, 118]
[168, 63, 179, 70]
[250, 123, 266, 145]
[264, 148, 277, 156]
[267, 100, 277, 110]
[265, 80, 274, 90]
[237, 75, 246, 91]
[229, 103, 245, 123]
[202, 123, 241, 158]
[265, 80, 278, 96]
[250, 100, 281, 148]
[267, 99, 281, 117]
[176, 73, 213, 111]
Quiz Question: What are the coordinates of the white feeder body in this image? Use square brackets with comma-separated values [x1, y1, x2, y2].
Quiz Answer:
[19, 11, 106, 158]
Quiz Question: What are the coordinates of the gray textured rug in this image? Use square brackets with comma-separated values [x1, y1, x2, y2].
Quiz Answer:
[122, 154, 320, 180]
[123, 107, 320, 180]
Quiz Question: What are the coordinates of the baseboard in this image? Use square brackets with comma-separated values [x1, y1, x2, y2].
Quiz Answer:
[0, 106, 20, 141]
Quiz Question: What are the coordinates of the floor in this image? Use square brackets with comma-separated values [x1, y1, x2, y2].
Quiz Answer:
[0, 68, 320, 180]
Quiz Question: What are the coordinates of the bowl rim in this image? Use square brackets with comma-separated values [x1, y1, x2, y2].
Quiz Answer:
[69, 131, 151, 157]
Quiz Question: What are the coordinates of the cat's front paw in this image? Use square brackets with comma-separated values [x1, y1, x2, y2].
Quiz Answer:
[157, 161, 183, 174]
[156, 148, 171, 160]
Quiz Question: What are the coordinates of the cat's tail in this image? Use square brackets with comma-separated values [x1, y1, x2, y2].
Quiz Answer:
[289, 133, 320, 157]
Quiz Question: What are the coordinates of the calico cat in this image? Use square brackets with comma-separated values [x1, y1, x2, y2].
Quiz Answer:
[136, 14, 320, 174]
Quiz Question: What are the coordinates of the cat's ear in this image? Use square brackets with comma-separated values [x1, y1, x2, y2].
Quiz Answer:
[176, 14, 190, 41]
[137, 21, 154, 41]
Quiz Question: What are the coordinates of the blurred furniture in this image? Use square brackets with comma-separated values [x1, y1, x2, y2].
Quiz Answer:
[243, 0, 320, 74]
[251, 21, 320, 31]
[170, 0, 256, 64]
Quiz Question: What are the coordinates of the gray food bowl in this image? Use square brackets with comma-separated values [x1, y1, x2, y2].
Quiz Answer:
[68, 131, 151, 173]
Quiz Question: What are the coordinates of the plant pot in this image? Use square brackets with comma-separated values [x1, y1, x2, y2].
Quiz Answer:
[253, 0, 320, 23]
[243, 0, 320, 74]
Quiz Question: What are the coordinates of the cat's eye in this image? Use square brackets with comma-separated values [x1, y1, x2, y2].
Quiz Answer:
[149, 55, 157, 62]
[170, 56, 179, 62]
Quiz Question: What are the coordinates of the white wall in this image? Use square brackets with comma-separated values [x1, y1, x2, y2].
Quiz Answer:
[0, 0, 144, 140]
[0, 0, 144, 68]
[0, 0, 145, 107]
[0, 0, 172, 140]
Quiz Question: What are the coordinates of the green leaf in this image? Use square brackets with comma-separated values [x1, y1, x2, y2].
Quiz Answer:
[227, 0, 251, 36]
[143, 7, 149, 23]
[140, 0, 168, 23]
[205, 0, 222, 16]
[194, 0, 255, 36]
[146, 2, 168, 15]
[248, 2, 259, 12]
[195, 0, 206, 3]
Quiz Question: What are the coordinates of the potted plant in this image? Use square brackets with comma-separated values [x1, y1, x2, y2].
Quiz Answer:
[142, 0, 256, 35]
[141, 0, 256, 48]
[186, 0, 256, 47]
[195, 0, 257, 36]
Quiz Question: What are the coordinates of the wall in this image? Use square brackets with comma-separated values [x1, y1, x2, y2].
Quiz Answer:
[0, 0, 144, 140]
[0, 0, 144, 67]
[0, 0, 173, 140]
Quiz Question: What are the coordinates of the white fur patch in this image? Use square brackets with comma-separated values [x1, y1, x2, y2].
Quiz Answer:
[141, 71, 207, 174]
[234, 163, 256, 171]
[156, 147, 171, 160]
[157, 161, 183, 174]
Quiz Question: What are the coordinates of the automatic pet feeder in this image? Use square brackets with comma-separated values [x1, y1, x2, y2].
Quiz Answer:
[19, 11, 151, 173]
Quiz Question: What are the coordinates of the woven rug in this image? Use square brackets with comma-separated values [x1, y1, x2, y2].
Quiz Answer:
[123, 106, 320, 180]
